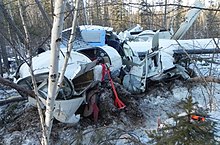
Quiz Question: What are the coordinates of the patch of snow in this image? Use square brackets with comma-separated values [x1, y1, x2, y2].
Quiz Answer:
[172, 86, 189, 100]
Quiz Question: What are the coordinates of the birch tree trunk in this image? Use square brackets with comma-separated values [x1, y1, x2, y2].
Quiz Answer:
[57, 0, 79, 87]
[45, 0, 67, 143]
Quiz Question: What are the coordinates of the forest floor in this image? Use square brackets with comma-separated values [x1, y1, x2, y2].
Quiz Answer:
[0, 78, 220, 145]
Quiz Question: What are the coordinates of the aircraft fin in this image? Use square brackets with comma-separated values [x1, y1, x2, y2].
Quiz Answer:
[171, 0, 204, 40]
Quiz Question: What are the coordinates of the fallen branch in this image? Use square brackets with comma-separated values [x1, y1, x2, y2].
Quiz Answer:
[187, 76, 220, 83]
[0, 76, 35, 98]
[0, 97, 27, 106]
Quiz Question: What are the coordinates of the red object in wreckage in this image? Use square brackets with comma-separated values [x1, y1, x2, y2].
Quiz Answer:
[191, 115, 205, 122]
[101, 64, 126, 109]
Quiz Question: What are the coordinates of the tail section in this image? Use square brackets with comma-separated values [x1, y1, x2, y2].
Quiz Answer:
[171, 0, 203, 40]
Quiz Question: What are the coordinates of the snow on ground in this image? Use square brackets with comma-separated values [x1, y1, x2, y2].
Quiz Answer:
[2, 72, 220, 143]
[1, 78, 220, 144]
[0, 86, 18, 114]
[2, 55, 220, 144]
[1, 38, 220, 144]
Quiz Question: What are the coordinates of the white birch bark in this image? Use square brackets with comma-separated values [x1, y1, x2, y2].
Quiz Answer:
[45, 0, 67, 143]
[57, 0, 79, 87]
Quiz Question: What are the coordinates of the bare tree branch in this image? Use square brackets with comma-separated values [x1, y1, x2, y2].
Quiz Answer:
[0, 97, 27, 106]
[0, 76, 35, 97]
[188, 76, 220, 83]
[34, 0, 52, 29]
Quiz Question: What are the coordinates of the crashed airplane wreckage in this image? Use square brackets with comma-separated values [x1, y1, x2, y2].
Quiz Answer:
[12, 25, 186, 124]
[14, 0, 220, 124]
[14, 25, 125, 123]
[14, 24, 165, 123]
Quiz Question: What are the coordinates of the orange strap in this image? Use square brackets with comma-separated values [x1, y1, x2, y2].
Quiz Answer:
[191, 115, 205, 122]
[105, 64, 125, 109]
